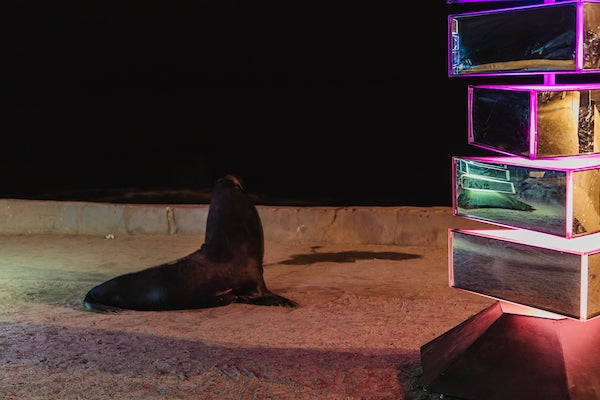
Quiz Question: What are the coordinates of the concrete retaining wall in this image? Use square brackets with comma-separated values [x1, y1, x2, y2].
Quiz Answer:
[0, 199, 492, 246]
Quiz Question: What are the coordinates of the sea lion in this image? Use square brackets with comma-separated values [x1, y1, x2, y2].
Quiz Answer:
[83, 174, 297, 312]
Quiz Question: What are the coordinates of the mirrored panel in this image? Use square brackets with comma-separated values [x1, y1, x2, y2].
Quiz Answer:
[449, 1, 600, 76]
[451, 229, 583, 318]
[454, 156, 600, 237]
[448, 0, 571, 3]
[572, 168, 600, 235]
[454, 157, 568, 236]
[470, 86, 532, 157]
[469, 84, 600, 158]
[587, 252, 600, 317]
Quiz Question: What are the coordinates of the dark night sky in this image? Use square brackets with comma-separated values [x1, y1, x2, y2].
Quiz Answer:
[2, 2, 505, 206]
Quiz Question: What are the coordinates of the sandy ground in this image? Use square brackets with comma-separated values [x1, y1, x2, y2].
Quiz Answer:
[0, 234, 495, 400]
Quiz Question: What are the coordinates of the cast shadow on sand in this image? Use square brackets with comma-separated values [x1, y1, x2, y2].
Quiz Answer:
[0, 320, 448, 399]
[279, 247, 422, 265]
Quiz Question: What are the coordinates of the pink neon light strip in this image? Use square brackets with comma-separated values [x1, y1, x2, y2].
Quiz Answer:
[566, 170, 574, 238]
[581, 256, 589, 319]
[529, 90, 537, 158]
[448, 229, 455, 287]
[446, 0, 577, 4]
[577, 1, 584, 69]
[460, 154, 600, 169]
[454, 228, 600, 254]
[467, 87, 474, 145]
[447, 16, 453, 77]
[448, 1, 598, 77]
[472, 83, 600, 91]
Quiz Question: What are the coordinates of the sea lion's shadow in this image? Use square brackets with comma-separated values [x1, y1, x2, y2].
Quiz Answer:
[278, 247, 422, 265]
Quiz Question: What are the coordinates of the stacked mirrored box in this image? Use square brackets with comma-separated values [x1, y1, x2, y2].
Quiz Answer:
[448, 0, 600, 320]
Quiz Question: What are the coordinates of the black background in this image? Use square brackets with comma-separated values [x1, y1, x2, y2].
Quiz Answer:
[2, 1, 539, 206]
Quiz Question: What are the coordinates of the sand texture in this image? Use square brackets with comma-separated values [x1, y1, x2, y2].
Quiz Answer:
[0, 234, 494, 399]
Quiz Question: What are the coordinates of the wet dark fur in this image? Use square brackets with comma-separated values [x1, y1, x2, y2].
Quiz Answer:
[83, 175, 297, 312]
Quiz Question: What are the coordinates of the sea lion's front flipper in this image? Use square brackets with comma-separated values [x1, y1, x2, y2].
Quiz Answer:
[83, 298, 124, 313]
[203, 175, 298, 308]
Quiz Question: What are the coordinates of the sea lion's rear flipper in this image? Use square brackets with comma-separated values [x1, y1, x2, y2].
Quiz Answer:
[236, 291, 298, 307]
